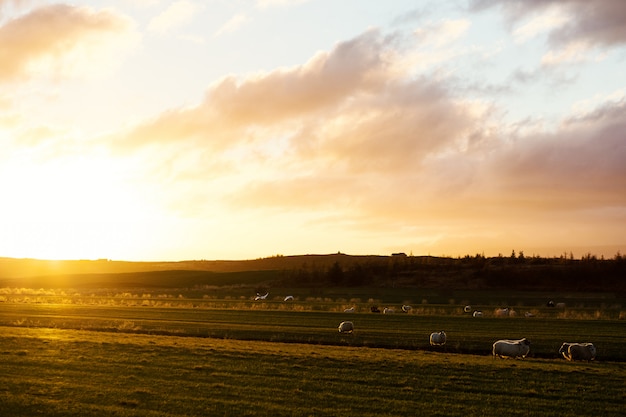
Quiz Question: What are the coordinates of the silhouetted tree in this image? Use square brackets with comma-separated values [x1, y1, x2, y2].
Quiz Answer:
[327, 262, 344, 285]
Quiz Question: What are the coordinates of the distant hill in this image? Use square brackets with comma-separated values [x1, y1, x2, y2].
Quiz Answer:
[0, 254, 375, 279]
[0, 253, 624, 293]
[0, 254, 379, 289]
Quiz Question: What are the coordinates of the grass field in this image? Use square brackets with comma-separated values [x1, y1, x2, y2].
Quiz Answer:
[1, 302, 625, 359]
[1, 293, 625, 416]
[1, 326, 625, 416]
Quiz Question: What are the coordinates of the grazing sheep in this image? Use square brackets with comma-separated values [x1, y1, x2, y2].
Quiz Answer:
[383, 307, 395, 314]
[338, 321, 354, 334]
[429, 331, 446, 346]
[559, 342, 596, 361]
[492, 338, 531, 359]
[344, 307, 356, 313]
[402, 305, 412, 313]
[254, 292, 269, 300]
[464, 305, 472, 313]
[283, 295, 294, 301]
[472, 310, 483, 317]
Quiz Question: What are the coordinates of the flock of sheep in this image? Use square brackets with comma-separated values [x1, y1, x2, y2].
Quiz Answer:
[259, 294, 596, 362]
[337, 321, 597, 361]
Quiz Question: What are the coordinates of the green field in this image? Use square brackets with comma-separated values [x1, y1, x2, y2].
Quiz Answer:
[1, 298, 625, 416]
[1, 303, 625, 359]
[1, 251, 625, 415]
[1, 325, 624, 417]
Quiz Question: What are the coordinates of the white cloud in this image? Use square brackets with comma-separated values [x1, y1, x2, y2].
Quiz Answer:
[512, 5, 568, 44]
[540, 40, 595, 66]
[414, 18, 471, 48]
[213, 14, 249, 38]
[147, 0, 200, 34]
[570, 89, 626, 117]
[256, 0, 310, 8]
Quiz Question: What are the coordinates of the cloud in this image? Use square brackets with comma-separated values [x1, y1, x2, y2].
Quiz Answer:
[545, 0, 626, 48]
[226, 93, 626, 251]
[512, 4, 568, 44]
[0, 4, 137, 82]
[0, 0, 31, 18]
[471, 0, 626, 49]
[113, 29, 399, 151]
[147, 0, 200, 34]
[104, 27, 625, 254]
[414, 18, 471, 48]
[486, 98, 626, 204]
[108, 29, 484, 215]
[540, 41, 602, 66]
[391, 7, 430, 26]
[213, 13, 249, 38]
[256, 0, 310, 8]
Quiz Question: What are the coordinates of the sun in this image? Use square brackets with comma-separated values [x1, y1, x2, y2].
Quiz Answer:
[0, 151, 157, 260]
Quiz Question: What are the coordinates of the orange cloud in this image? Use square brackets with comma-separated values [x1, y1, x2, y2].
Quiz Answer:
[104, 27, 624, 256]
[0, 4, 136, 82]
[113, 29, 396, 151]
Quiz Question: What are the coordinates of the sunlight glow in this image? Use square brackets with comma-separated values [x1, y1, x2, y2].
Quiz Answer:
[0, 1, 624, 261]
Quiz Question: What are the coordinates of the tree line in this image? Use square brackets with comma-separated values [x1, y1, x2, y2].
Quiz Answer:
[271, 252, 626, 293]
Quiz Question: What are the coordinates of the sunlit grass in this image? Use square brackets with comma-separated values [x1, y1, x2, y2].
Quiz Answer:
[1, 301, 625, 360]
[1, 327, 624, 416]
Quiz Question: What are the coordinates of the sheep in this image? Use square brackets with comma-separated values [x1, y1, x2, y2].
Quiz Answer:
[429, 331, 446, 346]
[559, 342, 596, 361]
[492, 338, 531, 359]
[338, 321, 354, 334]
[343, 307, 356, 313]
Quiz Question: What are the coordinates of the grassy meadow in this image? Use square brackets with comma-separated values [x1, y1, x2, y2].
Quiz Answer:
[1, 302, 625, 359]
[1, 254, 625, 416]
[1, 326, 625, 417]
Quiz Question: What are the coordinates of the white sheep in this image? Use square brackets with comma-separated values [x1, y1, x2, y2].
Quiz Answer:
[338, 321, 354, 334]
[492, 338, 531, 359]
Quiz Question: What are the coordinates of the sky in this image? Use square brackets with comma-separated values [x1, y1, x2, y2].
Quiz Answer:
[1, 0, 625, 261]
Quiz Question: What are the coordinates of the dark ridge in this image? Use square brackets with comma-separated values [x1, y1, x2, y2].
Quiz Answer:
[1, 253, 625, 293]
